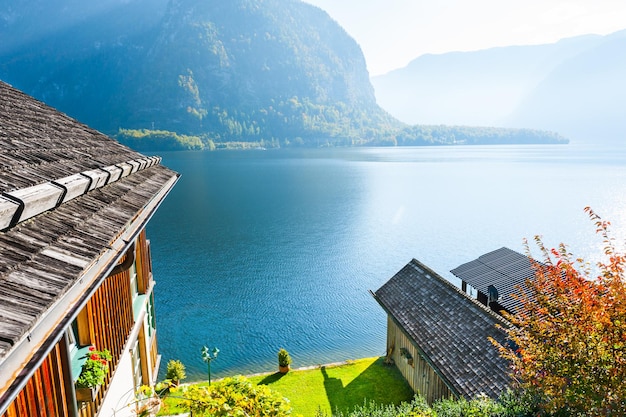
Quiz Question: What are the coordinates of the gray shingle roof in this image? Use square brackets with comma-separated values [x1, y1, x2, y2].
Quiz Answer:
[0, 81, 179, 362]
[450, 247, 536, 314]
[373, 259, 512, 400]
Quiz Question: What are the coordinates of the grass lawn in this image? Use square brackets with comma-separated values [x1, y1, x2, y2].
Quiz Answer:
[249, 357, 414, 416]
[158, 357, 414, 417]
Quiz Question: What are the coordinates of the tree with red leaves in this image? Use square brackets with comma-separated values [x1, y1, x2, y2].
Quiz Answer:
[492, 208, 626, 416]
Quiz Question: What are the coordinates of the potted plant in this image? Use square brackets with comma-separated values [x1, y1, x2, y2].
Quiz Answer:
[165, 359, 186, 387]
[75, 346, 112, 402]
[277, 348, 291, 374]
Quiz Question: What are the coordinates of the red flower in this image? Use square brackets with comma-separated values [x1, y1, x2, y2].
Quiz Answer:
[100, 359, 108, 365]
[88, 346, 96, 351]
[90, 354, 100, 360]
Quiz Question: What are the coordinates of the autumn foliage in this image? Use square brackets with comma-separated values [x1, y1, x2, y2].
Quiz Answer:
[493, 208, 626, 415]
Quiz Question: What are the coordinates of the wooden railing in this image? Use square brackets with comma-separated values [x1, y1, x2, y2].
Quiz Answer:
[1, 343, 70, 417]
[2, 231, 156, 417]
[78, 255, 134, 417]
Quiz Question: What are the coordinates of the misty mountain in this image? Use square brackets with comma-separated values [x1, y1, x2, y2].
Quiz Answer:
[372, 31, 626, 143]
[508, 30, 626, 142]
[0, 0, 397, 148]
[0, 0, 168, 56]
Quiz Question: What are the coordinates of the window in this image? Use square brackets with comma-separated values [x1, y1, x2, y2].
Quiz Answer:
[67, 319, 79, 354]
[146, 293, 157, 339]
[467, 284, 477, 298]
[67, 318, 91, 381]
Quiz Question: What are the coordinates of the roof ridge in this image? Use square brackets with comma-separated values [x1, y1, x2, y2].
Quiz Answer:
[409, 258, 512, 328]
[0, 156, 162, 232]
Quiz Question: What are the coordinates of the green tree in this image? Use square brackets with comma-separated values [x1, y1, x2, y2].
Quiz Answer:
[492, 207, 626, 416]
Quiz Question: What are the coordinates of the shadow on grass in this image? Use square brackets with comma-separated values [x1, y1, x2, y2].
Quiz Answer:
[321, 357, 413, 415]
[257, 372, 287, 385]
[321, 366, 344, 412]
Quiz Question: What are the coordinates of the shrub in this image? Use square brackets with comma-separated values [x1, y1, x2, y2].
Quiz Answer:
[497, 389, 541, 417]
[315, 393, 536, 417]
[432, 394, 506, 417]
[492, 208, 626, 415]
[315, 395, 433, 417]
[165, 359, 187, 384]
[182, 375, 291, 416]
[278, 348, 292, 367]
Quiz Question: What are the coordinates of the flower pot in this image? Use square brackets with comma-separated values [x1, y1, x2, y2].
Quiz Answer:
[278, 365, 290, 374]
[75, 386, 99, 402]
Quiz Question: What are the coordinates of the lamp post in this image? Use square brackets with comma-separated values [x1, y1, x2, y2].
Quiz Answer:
[201, 345, 219, 385]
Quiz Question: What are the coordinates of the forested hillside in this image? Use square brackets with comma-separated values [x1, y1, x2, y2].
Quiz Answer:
[0, 0, 399, 148]
[0, 0, 566, 149]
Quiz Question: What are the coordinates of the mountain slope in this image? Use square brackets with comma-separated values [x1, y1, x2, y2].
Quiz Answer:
[0, 0, 168, 55]
[507, 30, 626, 142]
[0, 0, 397, 147]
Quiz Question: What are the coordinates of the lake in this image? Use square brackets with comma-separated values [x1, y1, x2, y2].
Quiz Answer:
[147, 144, 626, 380]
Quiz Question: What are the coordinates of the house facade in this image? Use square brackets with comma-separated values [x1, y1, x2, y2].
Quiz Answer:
[372, 259, 512, 404]
[0, 81, 179, 417]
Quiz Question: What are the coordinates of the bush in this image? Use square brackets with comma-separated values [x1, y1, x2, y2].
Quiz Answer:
[432, 394, 506, 417]
[278, 348, 292, 367]
[315, 392, 538, 417]
[315, 395, 433, 417]
[182, 375, 291, 416]
[165, 359, 186, 384]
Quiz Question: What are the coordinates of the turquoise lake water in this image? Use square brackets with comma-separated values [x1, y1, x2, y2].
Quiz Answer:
[147, 144, 626, 380]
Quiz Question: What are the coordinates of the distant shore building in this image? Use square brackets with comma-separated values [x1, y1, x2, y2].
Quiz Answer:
[0, 81, 179, 417]
[371, 248, 535, 404]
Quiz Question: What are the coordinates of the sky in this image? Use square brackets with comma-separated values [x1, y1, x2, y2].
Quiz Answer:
[303, 0, 626, 76]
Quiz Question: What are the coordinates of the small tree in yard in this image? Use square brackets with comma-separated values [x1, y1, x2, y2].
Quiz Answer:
[492, 208, 626, 416]
[165, 359, 186, 386]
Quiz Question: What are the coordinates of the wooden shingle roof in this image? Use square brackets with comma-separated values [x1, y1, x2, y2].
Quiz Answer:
[0, 81, 179, 396]
[373, 259, 512, 400]
[450, 247, 536, 314]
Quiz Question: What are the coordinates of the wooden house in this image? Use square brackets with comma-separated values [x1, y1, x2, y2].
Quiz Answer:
[372, 259, 512, 404]
[0, 81, 179, 417]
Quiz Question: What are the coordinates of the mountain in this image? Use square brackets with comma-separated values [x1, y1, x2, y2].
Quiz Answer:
[372, 31, 626, 143]
[0, 0, 567, 149]
[0, 0, 168, 55]
[508, 30, 626, 143]
[0, 0, 397, 149]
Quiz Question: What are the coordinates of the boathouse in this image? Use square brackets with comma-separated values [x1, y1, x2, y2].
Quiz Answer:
[0, 81, 179, 417]
[372, 259, 512, 404]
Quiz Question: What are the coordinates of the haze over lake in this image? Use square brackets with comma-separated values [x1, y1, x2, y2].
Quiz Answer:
[148, 144, 626, 380]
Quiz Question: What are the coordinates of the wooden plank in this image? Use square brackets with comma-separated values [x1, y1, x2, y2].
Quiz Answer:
[80, 169, 109, 190]
[100, 165, 123, 184]
[6, 183, 64, 223]
[53, 174, 91, 203]
[40, 248, 91, 269]
[76, 308, 92, 347]
[0, 197, 20, 230]
[388, 317, 453, 404]
[116, 162, 133, 178]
